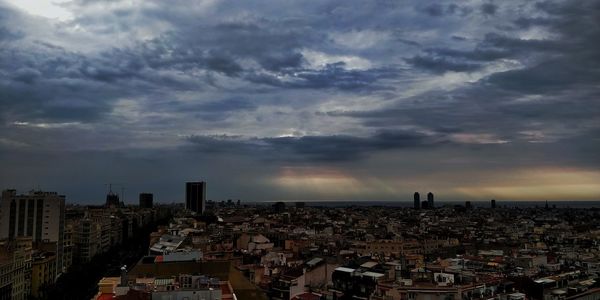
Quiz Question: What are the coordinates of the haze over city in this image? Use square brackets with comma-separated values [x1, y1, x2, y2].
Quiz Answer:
[1, 0, 599, 203]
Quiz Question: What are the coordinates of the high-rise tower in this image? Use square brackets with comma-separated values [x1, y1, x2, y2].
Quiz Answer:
[427, 192, 434, 208]
[186, 182, 206, 214]
[413, 192, 420, 209]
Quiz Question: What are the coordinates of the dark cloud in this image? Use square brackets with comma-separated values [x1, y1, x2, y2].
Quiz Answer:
[187, 130, 445, 162]
[418, 3, 472, 17]
[1, 0, 599, 202]
[194, 98, 257, 113]
[481, 3, 498, 15]
[421, 4, 445, 17]
[406, 55, 482, 73]
[246, 63, 398, 90]
[11, 67, 42, 84]
[159, 98, 259, 122]
[425, 47, 512, 62]
[205, 53, 244, 76]
[485, 60, 600, 93]
[325, 79, 600, 145]
[0, 26, 23, 42]
[512, 17, 555, 29]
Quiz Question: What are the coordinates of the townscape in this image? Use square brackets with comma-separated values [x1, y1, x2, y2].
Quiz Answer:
[3, 0, 600, 299]
[4, 182, 596, 300]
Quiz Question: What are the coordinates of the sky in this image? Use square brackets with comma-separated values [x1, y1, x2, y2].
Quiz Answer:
[0, 0, 599, 204]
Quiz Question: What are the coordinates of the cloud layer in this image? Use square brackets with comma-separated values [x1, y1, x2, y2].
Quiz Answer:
[1, 0, 599, 203]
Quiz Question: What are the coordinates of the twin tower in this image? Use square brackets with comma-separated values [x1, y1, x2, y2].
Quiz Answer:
[414, 192, 434, 209]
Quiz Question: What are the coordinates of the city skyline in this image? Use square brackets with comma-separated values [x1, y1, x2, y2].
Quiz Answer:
[4, 186, 600, 206]
[1, 0, 599, 203]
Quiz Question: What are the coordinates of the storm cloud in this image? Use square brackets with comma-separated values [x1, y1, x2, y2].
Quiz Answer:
[0, 0, 599, 203]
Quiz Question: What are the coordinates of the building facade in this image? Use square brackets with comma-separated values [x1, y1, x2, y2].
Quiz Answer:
[427, 192, 434, 208]
[186, 182, 206, 215]
[0, 237, 32, 300]
[31, 251, 56, 299]
[139, 193, 154, 209]
[414, 192, 420, 210]
[72, 218, 101, 264]
[105, 192, 120, 207]
[0, 190, 65, 275]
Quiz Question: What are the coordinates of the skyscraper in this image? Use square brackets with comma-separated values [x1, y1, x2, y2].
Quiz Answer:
[0, 189, 65, 275]
[413, 192, 420, 209]
[186, 182, 206, 214]
[491, 199, 496, 209]
[139, 193, 153, 209]
[427, 192, 434, 208]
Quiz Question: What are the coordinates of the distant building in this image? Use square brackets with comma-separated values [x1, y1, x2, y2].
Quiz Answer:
[421, 200, 429, 209]
[414, 192, 420, 209]
[427, 192, 434, 208]
[491, 199, 496, 209]
[465, 201, 472, 210]
[186, 182, 206, 215]
[273, 201, 286, 213]
[139, 193, 153, 209]
[295, 201, 305, 209]
[0, 189, 65, 275]
[105, 192, 120, 207]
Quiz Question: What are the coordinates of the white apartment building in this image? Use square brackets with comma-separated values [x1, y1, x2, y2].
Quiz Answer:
[0, 190, 65, 275]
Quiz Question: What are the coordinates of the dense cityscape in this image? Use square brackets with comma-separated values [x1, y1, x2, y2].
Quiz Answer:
[1, 183, 599, 300]
[2, 0, 600, 299]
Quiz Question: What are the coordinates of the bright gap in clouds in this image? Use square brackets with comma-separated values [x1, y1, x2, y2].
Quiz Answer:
[7, 0, 73, 21]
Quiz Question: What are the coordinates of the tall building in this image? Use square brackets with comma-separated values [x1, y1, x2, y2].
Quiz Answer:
[0, 190, 65, 275]
[491, 199, 496, 209]
[413, 192, 420, 209]
[427, 192, 434, 208]
[139, 193, 153, 209]
[186, 182, 206, 215]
